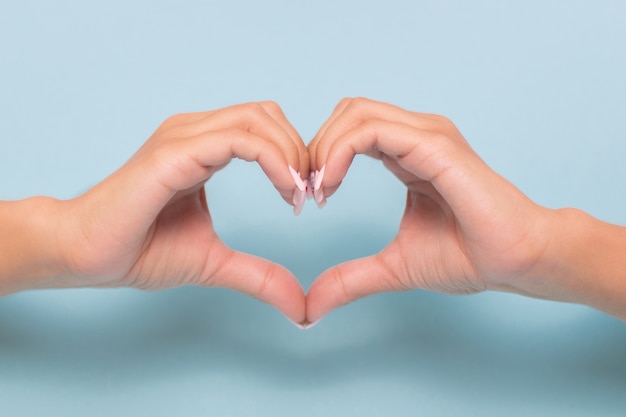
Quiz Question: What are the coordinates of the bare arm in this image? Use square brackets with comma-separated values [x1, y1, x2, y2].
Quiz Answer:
[0, 101, 310, 325]
[0, 197, 69, 294]
[526, 208, 626, 320]
[305, 97, 626, 323]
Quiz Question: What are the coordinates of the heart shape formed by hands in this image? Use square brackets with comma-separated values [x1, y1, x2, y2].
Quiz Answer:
[270, 97, 545, 329]
[66, 98, 547, 330]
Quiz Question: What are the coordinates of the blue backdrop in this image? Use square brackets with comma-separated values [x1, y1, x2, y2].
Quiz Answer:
[1, 1, 625, 415]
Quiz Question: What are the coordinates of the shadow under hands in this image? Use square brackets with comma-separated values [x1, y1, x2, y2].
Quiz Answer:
[0, 223, 624, 414]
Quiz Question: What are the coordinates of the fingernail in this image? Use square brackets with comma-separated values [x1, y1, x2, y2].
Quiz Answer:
[314, 165, 325, 191]
[288, 165, 306, 192]
[314, 187, 326, 208]
[293, 188, 305, 216]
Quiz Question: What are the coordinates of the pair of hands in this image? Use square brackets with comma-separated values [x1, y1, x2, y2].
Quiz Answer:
[56, 98, 552, 327]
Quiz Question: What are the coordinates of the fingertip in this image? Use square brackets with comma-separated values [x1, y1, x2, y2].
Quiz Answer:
[315, 195, 326, 209]
[305, 255, 398, 323]
[302, 318, 323, 330]
[264, 271, 308, 324]
[306, 261, 367, 323]
[288, 165, 306, 192]
[292, 187, 305, 215]
[305, 272, 338, 324]
[314, 165, 325, 191]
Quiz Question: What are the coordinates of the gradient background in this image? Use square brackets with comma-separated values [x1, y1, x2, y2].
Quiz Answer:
[1, 1, 626, 415]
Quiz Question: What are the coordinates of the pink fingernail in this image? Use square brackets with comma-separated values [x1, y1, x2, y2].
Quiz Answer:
[314, 188, 324, 204]
[293, 188, 305, 216]
[314, 165, 325, 191]
[288, 165, 306, 192]
[314, 187, 326, 208]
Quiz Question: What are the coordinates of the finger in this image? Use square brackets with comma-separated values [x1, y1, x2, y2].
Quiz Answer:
[104, 129, 300, 237]
[308, 98, 352, 171]
[152, 110, 217, 135]
[319, 118, 516, 234]
[313, 97, 459, 170]
[158, 102, 303, 173]
[306, 253, 406, 324]
[309, 98, 458, 205]
[206, 244, 307, 325]
[316, 119, 466, 202]
[257, 101, 309, 176]
[178, 128, 301, 202]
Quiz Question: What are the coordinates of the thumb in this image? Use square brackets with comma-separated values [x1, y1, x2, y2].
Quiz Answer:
[206, 244, 307, 326]
[306, 253, 405, 325]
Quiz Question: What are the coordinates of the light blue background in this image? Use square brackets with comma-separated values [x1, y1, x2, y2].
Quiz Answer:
[1, 1, 626, 415]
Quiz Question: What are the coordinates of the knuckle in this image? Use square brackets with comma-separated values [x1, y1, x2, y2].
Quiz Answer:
[201, 245, 233, 288]
[158, 113, 187, 131]
[429, 114, 460, 136]
[360, 118, 385, 140]
[259, 100, 281, 113]
[256, 263, 278, 299]
[246, 101, 266, 115]
[334, 97, 356, 114]
[375, 253, 412, 291]
[330, 267, 352, 301]
[337, 97, 353, 107]
[361, 117, 383, 131]
[346, 96, 370, 112]
[229, 102, 267, 131]
[429, 113, 452, 125]
[351, 96, 370, 104]
[234, 102, 266, 120]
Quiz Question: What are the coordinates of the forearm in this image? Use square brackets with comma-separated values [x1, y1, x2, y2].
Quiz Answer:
[0, 197, 70, 295]
[516, 208, 626, 320]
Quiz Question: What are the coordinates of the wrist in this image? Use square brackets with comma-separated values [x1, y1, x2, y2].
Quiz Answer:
[513, 207, 584, 301]
[512, 207, 626, 320]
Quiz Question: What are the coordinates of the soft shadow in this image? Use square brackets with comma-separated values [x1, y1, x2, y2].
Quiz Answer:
[0, 223, 625, 412]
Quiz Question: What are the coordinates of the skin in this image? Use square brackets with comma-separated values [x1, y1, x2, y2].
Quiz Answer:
[0, 101, 309, 325]
[306, 97, 626, 324]
[2, 98, 626, 327]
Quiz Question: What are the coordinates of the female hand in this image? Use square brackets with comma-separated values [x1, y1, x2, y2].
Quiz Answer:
[305, 98, 556, 323]
[57, 102, 309, 324]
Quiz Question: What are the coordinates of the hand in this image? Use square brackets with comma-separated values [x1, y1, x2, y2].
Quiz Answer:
[6, 98, 622, 325]
[305, 98, 554, 323]
[58, 102, 309, 324]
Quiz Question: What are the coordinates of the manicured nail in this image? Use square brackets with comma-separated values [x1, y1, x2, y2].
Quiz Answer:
[314, 187, 324, 204]
[314, 165, 325, 191]
[312, 166, 326, 208]
[288, 165, 306, 192]
[293, 188, 305, 216]
[314, 185, 325, 208]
